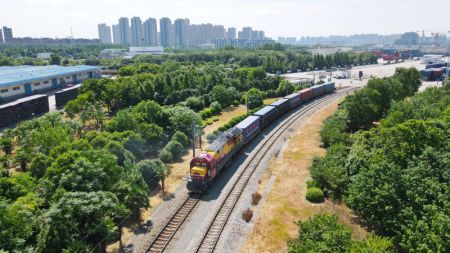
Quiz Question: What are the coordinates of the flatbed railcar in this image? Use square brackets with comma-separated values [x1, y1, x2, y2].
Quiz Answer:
[187, 82, 335, 192]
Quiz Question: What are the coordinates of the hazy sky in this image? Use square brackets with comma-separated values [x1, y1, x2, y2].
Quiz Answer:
[1, 0, 449, 39]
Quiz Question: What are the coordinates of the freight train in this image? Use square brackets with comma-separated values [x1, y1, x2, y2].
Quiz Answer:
[187, 82, 336, 192]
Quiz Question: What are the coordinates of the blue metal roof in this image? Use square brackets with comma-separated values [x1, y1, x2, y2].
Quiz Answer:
[0, 65, 100, 88]
[253, 105, 275, 116]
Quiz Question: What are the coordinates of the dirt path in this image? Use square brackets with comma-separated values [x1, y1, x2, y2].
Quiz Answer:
[241, 100, 367, 253]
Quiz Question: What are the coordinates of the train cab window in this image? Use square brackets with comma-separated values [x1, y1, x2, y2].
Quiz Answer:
[43, 81, 49, 84]
[66, 76, 70, 80]
[201, 163, 207, 167]
[0, 89, 8, 93]
[34, 82, 40, 86]
[13, 86, 20, 91]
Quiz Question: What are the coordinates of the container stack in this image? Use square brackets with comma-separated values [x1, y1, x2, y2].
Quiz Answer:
[0, 94, 49, 127]
[55, 84, 80, 108]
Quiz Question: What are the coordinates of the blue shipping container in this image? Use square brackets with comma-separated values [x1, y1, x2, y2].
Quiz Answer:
[235, 115, 261, 144]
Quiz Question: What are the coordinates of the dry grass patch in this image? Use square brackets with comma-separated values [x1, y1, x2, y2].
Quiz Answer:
[241, 100, 367, 253]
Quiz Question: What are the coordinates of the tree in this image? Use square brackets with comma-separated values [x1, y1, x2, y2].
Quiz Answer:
[171, 131, 189, 147]
[0, 137, 12, 155]
[345, 88, 382, 129]
[165, 106, 201, 135]
[36, 191, 127, 253]
[288, 215, 352, 253]
[310, 144, 350, 199]
[246, 88, 264, 110]
[0, 197, 37, 251]
[393, 67, 421, 98]
[137, 159, 165, 190]
[210, 85, 235, 108]
[153, 162, 172, 193]
[319, 109, 348, 147]
[49, 54, 61, 65]
[185, 96, 204, 112]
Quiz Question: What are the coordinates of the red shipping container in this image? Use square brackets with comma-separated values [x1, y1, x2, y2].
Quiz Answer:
[298, 88, 313, 102]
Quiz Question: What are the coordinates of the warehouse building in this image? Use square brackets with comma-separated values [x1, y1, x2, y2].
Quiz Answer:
[0, 65, 100, 103]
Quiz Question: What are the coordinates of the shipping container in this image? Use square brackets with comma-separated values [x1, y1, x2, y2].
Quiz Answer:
[270, 98, 290, 116]
[311, 84, 326, 97]
[324, 82, 335, 93]
[298, 88, 313, 102]
[0, 94, 49, 127]
[284, 92, 301, 109]
[235, 115, 261, 144]
[425, 63, 447, 69]
[253, 105, 277, 129]
[55, 84, 80, 108]
[420, 69, 432, 81]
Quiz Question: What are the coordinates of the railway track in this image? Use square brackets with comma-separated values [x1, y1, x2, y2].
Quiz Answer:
[144, 87, 358, 253]
[193, 87, 358, 253]
[145, 194, 202, 253]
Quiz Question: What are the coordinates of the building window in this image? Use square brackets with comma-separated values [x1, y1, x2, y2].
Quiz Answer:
[43, 81, 49, 84]
[13, 86, 20, 91]
[0, 89, 8, 93]
[34, 82, 40, 86]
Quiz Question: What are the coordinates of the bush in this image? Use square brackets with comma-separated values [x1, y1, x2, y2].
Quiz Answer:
[242, 208, 253, 222]
[210, 101, 222, 114]
[266, 90, 278, 98]
[159, 149, 174, 163]
[171, 131, 189, 147]
[206, 133, 217, 143]
[165, 140, 184, 158]
[306, 187, 324, 203]
[306, 179, 318, 189]
[232, 100, 240, 106]
[185, 96, 204, 112]
[251, 192, 262, 206]
[137, 159, 164, 190]
[200, 108, 213, 119]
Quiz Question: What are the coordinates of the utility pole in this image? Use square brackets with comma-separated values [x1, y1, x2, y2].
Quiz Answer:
[192, 122, 196, 157]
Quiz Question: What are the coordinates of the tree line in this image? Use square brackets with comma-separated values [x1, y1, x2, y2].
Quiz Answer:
[296, 68, 450, 252]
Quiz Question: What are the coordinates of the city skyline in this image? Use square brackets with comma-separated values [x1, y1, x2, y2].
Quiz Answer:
[2, 0, 450, 39]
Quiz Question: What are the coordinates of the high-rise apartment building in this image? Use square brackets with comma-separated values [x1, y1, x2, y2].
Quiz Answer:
[226, 27, 237, 39]
[0, 29, 3, 44]
[118, 17, 130, 45]
[160, 17, 174, 48]
[258, 31, 265, 40]
[174, 18, 189, 47]
[97, 23, 112, 44]
[143, 18, 158, 46]
[2, 26, 13, 43]
[112, 24, 121, 44]
[130, 17, 143, 46]
[238, 27, 253, 40]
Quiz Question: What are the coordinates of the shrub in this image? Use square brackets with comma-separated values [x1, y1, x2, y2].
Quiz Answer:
[210, 101, 222, 114]
[171, 131, 189, 147]
[266, 90, 278, 98]
[306, 187, 324, 203]
[165, 140, 184, 158]
[251, 192, 262, 206]
[159, 149, 174, 163]
[306, 179, 318, 189]
[242, 208, 253, 222]
[206, 133, 217, 143]
[232, 100, 240, 106]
